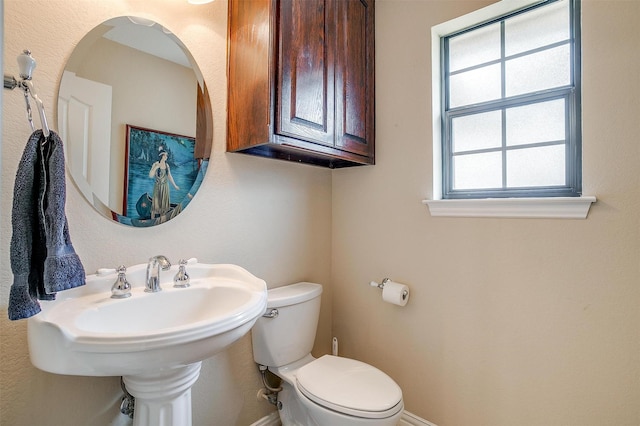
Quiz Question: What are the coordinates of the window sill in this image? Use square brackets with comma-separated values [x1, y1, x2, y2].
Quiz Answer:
[423, 196, 597, 219]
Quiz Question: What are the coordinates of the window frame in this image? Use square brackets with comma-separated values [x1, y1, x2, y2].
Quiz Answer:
[438, 0, 582, 200]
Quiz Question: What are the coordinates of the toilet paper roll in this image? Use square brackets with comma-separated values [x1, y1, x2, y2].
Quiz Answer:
[382, 280, 409, 306]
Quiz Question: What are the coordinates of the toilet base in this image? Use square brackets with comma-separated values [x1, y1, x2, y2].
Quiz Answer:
[277, 381, 318, 426]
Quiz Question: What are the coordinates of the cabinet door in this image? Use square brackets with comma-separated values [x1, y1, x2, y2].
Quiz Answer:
[227, 0, 273, 152]
[334, 0, 375, 157]
[277, 0, 335, 147]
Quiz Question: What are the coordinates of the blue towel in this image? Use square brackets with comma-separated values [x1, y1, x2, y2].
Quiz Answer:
[8, 130, 85, 320]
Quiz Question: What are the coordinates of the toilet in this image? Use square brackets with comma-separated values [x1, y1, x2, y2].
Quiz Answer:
[251, 282, 404, 426]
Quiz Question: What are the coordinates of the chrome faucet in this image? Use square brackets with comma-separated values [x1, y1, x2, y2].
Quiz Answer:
[145, 255, 171, 293]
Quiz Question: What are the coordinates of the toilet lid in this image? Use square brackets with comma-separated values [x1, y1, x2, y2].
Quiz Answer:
[296, 355, 403, 418]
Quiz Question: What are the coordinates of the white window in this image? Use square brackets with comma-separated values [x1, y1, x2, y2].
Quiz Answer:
[426, 0, 595, 218]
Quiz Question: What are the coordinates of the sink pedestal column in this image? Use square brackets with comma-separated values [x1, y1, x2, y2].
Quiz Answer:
[123, 362, 202, 426]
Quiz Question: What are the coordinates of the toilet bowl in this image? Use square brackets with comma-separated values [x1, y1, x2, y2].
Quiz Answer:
[251, 282, 404, 426]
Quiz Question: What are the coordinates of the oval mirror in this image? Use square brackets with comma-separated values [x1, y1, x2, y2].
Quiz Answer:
[58, 16, 212, 227]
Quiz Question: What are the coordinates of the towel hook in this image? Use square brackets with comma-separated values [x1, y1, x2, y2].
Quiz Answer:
[3, 50, 50, 138]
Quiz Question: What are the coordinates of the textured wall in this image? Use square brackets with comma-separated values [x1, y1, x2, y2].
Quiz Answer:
[1, 0, 332, 425]
[332, 0, 640, 425]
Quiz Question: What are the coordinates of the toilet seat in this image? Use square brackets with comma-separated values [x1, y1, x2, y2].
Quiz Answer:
[296, 355, 403, 419]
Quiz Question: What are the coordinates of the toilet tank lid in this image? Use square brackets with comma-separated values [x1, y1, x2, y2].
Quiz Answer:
[267, 282, 323, 308]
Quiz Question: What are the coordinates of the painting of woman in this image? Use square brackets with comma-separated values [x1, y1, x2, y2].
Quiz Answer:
[148, 150, 180, 218]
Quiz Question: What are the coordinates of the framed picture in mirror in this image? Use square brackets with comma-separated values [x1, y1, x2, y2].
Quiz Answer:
[123, 125, 199, 223]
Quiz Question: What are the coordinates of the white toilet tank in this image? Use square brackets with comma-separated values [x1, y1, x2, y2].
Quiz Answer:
[252, 282, 323, 367]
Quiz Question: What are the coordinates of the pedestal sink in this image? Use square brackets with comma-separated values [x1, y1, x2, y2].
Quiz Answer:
[27, 261, 267, 426]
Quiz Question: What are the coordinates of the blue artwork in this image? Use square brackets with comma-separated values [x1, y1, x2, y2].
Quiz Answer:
[123, 125, 200, 226]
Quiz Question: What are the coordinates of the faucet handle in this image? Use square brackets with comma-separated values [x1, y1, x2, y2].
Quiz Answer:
[111, 265, 132, 299]
[174, 259, 191, 288]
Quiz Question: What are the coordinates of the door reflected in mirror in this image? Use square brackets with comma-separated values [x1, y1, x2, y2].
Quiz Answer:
[58, 16, 212, 227]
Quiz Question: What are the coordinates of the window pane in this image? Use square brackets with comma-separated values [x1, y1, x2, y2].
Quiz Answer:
[505, 45, 570, 97]
[505, 0, 570, 56]
[453, 152, 502, 190]
[506, 99, 566, 146]
[452, 110, 502, 153]
[449, 22, 501, 72]
[507, 145, 565, 187]
[450, 63, 501, 108]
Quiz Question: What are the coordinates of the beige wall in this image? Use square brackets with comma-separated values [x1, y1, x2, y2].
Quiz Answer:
[1, 0, 332, 425]
[332, 0, 639, 425]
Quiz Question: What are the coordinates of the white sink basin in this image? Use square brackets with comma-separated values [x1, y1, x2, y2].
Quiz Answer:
[29, 262, 267, 376]
[27, 261, 267, 426]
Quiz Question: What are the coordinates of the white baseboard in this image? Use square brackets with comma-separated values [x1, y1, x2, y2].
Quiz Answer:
[250, 410, 437, 426]
[250, 411, 281, 426]
[400, 410, 438, 426]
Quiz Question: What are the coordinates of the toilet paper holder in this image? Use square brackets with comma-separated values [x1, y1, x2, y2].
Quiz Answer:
[369, 278, 409, 300]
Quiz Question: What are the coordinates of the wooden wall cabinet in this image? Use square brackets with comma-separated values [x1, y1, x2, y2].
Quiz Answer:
[227, 0, 375, 168]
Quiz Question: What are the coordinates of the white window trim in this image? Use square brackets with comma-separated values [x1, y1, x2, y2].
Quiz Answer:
[426, 0, 596, 219]
[423, 196, 596, 219]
